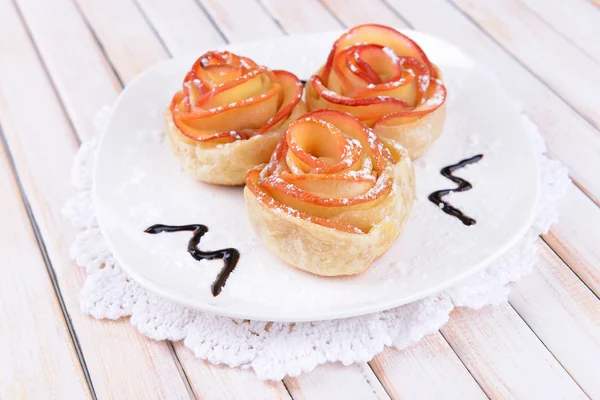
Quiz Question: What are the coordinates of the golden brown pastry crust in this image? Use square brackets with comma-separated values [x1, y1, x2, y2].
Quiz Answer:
[373, 102, 446, 159]
[166, 103, 306, 185]
[244, 110, 415, 276]
[244, 156, 414, 276]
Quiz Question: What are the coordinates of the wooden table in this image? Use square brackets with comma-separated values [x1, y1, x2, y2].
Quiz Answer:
[1, 0, 599, 398]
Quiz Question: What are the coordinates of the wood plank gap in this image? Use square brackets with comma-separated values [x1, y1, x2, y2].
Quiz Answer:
[131, 0, 172, 57]
[437, 329, 492, 399]
[445, 0, 600, 132]
[193, 0, 230, 43]
[516, 0, 600, 66]
[540, 235, 600, 302]
[365, 362, 394, 400]
[506, 296, 591, 398]
[68, 0, 126, 89]
[441, 237, 597, 396]
[280, 378, 294, 399]
[380, 0, 414, 28]
[572, 179, 600, 210]
[0, 124, 97, 400]
[254, 0, 287, 34]
[316, 0, 347, 29]
[166, 341, 197, 400]
[12, 0, 82, 145]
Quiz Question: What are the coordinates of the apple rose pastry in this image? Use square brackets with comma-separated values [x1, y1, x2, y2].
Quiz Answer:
[244, 110, 415, 276]
[167, 51, 306, 185]
[306, 24, 447, 159]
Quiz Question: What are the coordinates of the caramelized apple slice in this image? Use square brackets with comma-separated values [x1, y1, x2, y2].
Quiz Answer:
[169, 51, 302, 144]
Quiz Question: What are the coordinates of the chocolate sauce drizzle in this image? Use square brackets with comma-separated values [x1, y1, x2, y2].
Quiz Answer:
[144, 224, 240, 296]
[428, 154, 483, 226]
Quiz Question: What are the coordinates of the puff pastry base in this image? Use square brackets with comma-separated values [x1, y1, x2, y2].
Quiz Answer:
[165, 104, 306, 186]
[374, 102, 446, 160]
[244, 154, 415, 276]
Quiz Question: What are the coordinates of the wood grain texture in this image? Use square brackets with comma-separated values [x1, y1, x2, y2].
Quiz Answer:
[136, 0, 227, 56]
[386, 0, 600, 204]
[199, 0, 282, 42]
[74, 0, 169, 82]
[0, 141, 90, 400]
[284, 363, 390, 400]
[545, 187, 600, 298]
[136, 0, 226, 55]
[172, 342, 291, 399]
[509, 240, 600, 397]
[0, 0, 192, 398]
[14, 0, 120, 140]
[441, 304, 586, 399]
[321, 0, 409, 28]
[451, 0, 600, 130]
[259, 0, 342, 33]
[370, 333, 487, 400]
[518, 0, 600, 64]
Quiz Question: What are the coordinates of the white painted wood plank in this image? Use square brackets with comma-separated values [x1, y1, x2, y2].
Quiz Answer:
[173, 342, 291, 399]
[386, 0, 600, 205]
[509, 240, 600, 397]
[545, 187, 600, 297]
[452, 0, 600, 129]
[0, 143, 90, 400]
[370, 333, 487, 400]
[284, 363, 390, 400]
[259, 0, 343, 33]
[321, 0, 407, 28]
[199, 0, 282, 42]
[518, 0, 600, 64]
[74, 0, 168, 82]
[14, 0, 120, 141]
[0, 1, 192, 398]
[136, 0, 226, 56]
[14, 0, 120, 140]
[441, 305, 586, 399]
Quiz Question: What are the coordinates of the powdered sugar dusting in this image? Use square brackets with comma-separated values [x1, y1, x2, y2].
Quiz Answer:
[382, 46, 400, 63]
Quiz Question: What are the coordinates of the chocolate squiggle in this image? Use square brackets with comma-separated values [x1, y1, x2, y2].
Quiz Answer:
[428, 154, 483, 226]
[145, 224, 240, 296]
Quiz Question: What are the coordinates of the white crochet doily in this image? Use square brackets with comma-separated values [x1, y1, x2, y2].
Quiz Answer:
[63, 108, 569, 380]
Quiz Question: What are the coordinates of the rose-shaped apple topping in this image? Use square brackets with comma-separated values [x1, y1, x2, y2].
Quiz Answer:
[167, 51, 305, 185]
[171, 51, 303, 144]
[306, 24, 447, 159]
[245, 110, 415, 275]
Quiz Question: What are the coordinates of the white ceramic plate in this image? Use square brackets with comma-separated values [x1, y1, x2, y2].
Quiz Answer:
[94, 30, 539, 322]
